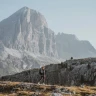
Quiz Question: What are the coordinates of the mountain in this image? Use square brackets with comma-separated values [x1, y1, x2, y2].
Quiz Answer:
[0, 6, 57, 57]
[0, 7, 60, 76]
[0, 6, 96, 76]
[1, 58, 96, 86]
[56, 33, 96, 59]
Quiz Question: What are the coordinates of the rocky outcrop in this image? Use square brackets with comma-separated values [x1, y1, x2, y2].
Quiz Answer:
[56, 33, 96, 59]
[1, 58, 96, 86]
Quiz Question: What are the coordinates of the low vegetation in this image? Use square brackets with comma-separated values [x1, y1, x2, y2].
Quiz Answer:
[0, 81, 96, 96]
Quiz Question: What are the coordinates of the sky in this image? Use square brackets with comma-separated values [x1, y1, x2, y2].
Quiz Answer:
[0, 0, 96, 48]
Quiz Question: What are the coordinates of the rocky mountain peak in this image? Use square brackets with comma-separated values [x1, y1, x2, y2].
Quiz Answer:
[56, 33, 96, 59]
[0, 7, 57, 57]
[20, 6, 30, 10]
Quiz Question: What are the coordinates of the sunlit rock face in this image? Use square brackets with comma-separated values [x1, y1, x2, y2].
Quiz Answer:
[0, 7, 57, 57]
[0, 7, 59, 76]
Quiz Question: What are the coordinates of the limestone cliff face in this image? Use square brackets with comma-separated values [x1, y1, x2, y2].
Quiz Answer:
[0, 6, 96, 59]
[0, 7, 57, 57]
[0, 7, 58, 76]
[1, 58, 96, 86]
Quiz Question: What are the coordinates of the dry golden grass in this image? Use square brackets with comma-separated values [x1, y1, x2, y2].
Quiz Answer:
[0, 81, 96, 96]
[65, 86, 96, 95]
[0, 94, 5, 96]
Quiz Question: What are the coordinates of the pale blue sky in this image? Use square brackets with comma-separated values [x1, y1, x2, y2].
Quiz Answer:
[0, 0, 96, 48]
